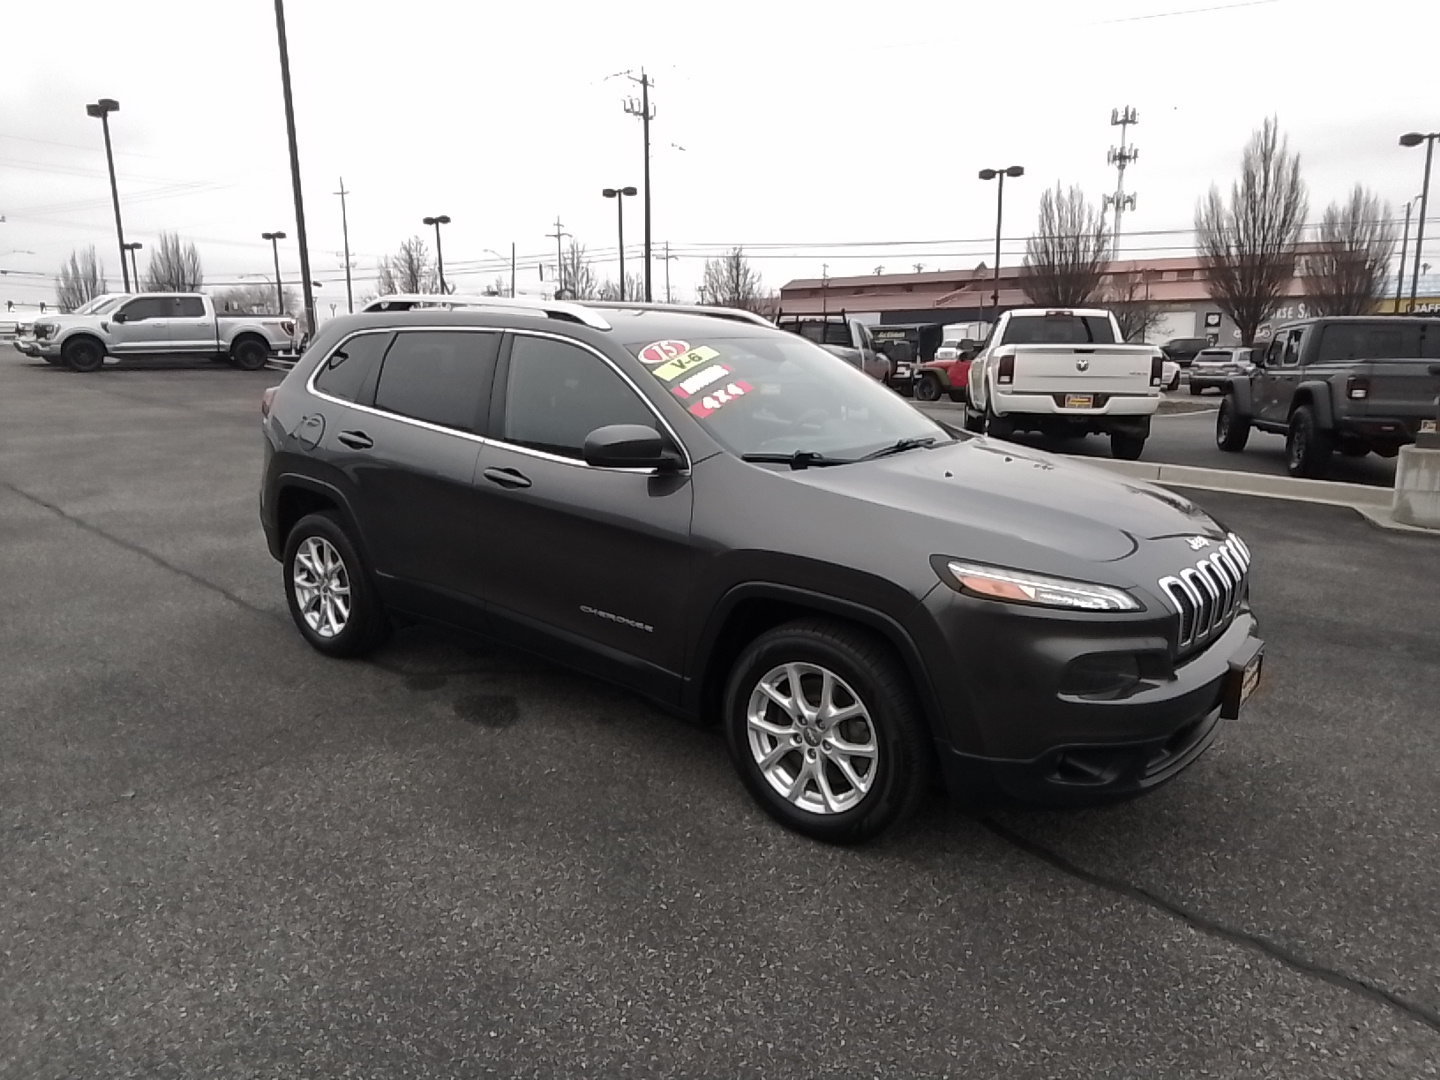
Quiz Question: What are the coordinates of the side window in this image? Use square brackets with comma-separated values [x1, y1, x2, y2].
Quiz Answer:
[1282, 331, 1302, 366]
[314, 332, 393, 404]
[175, 297, 206, 318]
[372, 330, 499, 431]
[118, 297, 167, 321]
[1265, 339, 1283, 366]
[501, 336, 655, 460]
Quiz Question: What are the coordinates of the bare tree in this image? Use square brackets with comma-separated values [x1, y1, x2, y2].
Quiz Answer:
[558, 241, 599, 300]
[55, 245, 108, 312]
[1106, 269, 1165, 342]
[698, 248, 763, 311]
[1020, 184, 1111, 306]
[1195, 117, 1308, 345]
[144, 232, 204, 292]
[1303, 185, 1396, 316]
[213, 282, 299, 315]
[376, 236, 438, 295]
[597, 273, 645, 302]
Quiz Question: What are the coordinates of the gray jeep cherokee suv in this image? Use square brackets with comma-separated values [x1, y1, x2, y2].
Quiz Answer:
[260, 297, 1263, 842]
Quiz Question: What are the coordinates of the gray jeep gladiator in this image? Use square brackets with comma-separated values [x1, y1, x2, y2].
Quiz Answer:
[1216, 316, 1440, 477]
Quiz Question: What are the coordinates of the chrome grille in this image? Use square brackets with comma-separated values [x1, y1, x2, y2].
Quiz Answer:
[1159, 533, 1251, 653]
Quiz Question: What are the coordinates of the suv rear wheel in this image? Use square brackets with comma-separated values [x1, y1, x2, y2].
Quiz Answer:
[1216, 395, 1250, 452]
[1286, 405, 1333, 478]
[723, 619, 932, 843]
[283, 512, 391, 657]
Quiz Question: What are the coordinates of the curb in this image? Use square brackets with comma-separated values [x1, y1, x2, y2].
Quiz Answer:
[1081, 459, 1438, 536]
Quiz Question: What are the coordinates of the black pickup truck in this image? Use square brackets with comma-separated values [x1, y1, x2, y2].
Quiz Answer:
[1216, 316, 1440, 477]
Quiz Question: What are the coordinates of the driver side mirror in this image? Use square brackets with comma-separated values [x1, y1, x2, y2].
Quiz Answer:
[583, 424, 682, 471]
[112, 312, 128, 324]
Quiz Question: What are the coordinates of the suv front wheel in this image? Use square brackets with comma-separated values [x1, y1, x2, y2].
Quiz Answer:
[723, 619, 932, 843]
[283, 511, 391, 657]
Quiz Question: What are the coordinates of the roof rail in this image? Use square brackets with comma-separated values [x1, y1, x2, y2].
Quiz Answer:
[583, 300, 775, 328]
[359, 293, 611, 330]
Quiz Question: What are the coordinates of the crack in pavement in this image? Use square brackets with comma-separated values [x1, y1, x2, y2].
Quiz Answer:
[980, 815, 1440, 1038]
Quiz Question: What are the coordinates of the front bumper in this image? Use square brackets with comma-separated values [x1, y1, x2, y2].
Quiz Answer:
[12, 338, 39, 357]
[917, 582, 1262, 804]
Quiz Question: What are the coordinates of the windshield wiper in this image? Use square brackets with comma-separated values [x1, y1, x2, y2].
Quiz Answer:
[739, 450, 851, 470]
[856, 436, 942, 462]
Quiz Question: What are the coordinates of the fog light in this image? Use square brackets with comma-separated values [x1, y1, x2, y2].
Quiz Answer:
[1060, 653, 1142, 700]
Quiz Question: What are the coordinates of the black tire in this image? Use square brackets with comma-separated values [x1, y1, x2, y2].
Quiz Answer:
[62, 337, 104, 373]
[231, 336, 269, 371]
[914, 373, 942, 402]
[723, 619, 932, 843]
[1189, 383, 1203, 396]
[282, 511, 391, 658]
[1216, 395, 1250, 452]
[1110, 432, 1146, 460]
[1286, 405, 1333, 478]
[1340, 441, 1370, 458]
[948, 386, 966, 403]
[961, 406, 984, 433]
[983, 400, 1014, 440]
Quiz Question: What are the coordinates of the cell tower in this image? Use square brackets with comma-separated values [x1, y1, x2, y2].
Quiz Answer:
[1103, 106, 1138, 261]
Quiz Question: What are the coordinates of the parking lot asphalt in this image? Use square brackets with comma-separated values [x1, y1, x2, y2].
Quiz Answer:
[918, 398, 1401, 487]
[4, 354, 1439, 1078]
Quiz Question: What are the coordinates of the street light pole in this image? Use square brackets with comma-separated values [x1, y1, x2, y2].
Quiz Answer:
[123, 242, 142, 288]
[262, 231, 288, 313]
[602, 187, 637, 300]
[1401, 131, 1437, 310]
[1396, 198, 1415, 312]
[978, 165, 1025, 322]
[86, 99, 129, 293]
[335, 177, 353, 313]
[272, 0, 316, 336]
[424, 215, 451, 294]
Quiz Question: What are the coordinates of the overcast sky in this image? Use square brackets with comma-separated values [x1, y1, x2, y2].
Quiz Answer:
[2, 0, 1437, 315]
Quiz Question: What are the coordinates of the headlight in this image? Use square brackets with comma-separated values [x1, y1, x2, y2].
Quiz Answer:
[943, 560, 1140, 612]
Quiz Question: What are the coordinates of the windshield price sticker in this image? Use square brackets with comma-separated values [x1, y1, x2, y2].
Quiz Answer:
[637, 339, 690, 365]
[689, 380, 752, 418]
[670, 364, 732, 399]
[653, 345, 721, 381]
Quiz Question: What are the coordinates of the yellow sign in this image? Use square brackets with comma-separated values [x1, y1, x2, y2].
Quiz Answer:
[653, 346, 721, 381]
[1373, 297, 1440, 315]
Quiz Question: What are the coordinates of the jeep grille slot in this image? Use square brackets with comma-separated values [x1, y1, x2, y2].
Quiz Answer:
[1158, 534, 1251, 655]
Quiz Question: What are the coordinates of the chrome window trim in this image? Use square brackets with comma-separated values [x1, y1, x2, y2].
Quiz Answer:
[304, 324, 692, 473]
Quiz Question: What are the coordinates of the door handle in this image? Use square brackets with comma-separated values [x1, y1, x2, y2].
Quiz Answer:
[336, 430, 373, 450]
[483, 466, 532, 489]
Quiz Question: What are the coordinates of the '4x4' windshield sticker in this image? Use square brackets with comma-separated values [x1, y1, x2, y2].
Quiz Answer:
[689, 380, 752, 418]
[652, 345, 721, 381]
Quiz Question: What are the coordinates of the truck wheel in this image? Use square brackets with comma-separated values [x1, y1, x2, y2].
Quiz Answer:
[1110, 432, 1146, 460]
[984, 402, 1014, 440]
[1339, 441, 1370, 458]
[1285, 405, 1334, 478]
[723, 619, 932, 843]
[231, 337, 269, 371]
[914, 373, 942, 402]
[1189, 383, 1203, 396]
[62, 337, 104, 373]
[962, 406, 984, 433]
[948, 386, 966, 404]
[1216, 396, 1250, 452]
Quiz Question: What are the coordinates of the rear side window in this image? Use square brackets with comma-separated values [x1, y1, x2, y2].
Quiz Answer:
[1315, 323, 1423, 363]
[314, 332, 393, 403]
[373, 330, 499, 431]
[501, 336, 654, 460]
[175, 297, 206, 318]
[1002, 315, 1116, 345]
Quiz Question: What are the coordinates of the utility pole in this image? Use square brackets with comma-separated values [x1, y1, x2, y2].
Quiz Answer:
[335, 177, 353, 313]
[664, 240, 678, 303]
[272, 0, 316, 337]
[548, 216, 569, 297]
[1103, 106, 1139, 262]
[623, 69, 656, 302]
[821, 263, 829, 318]
[510, 241, 516, 298]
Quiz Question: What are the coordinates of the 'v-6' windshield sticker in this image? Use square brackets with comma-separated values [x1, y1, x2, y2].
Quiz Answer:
[637, 339, 690, 365]
[688, 380, 752, 418]
[670, 363, 731, 399]
[653, 345, 721, 381]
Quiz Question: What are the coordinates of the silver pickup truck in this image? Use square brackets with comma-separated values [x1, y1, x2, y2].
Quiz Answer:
[23, 292, 298, 373]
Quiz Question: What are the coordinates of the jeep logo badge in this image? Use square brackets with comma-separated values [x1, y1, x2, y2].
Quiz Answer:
[1076, 358, 1090, 372]
[1187, 536, 1211, 551]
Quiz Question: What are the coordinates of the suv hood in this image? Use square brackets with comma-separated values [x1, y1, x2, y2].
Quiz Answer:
[794, 437, 1220, 563]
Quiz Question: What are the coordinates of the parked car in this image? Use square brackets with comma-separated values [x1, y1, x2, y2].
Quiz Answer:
[1160, 336, 1212, 367]
[775, 313, 890, 383]
[1217, 316, 1440, 476]
[963, 308, 1164, 459]
[12, 294, 125, 362]
[260, 296, 1264, 842]
[27, 292, 298, 372]
[1162, 358, 1182, 392]
[871, 323, 943, 394]
[1188, 347, 1256, 395]
[936, 321, 991, 360]
[913, 343, 977, 403]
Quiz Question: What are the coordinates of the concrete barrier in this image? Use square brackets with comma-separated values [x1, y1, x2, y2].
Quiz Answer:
[1392, 446, 1440, 529]
[1082, 459, 1393, 508]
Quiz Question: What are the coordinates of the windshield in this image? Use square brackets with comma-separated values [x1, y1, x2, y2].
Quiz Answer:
[626, 333, 949, 460]
[87, 296, 124, 315]
[1002, 315, 1116, 345]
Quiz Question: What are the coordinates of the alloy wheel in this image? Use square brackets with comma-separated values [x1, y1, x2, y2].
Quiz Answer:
[746, 662, 878, 815]
[292, 535, 351, 638]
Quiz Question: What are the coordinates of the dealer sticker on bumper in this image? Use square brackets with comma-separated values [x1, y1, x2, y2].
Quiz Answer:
[1221, 646, 1264, 720]
[1064, 394, 1094, 409]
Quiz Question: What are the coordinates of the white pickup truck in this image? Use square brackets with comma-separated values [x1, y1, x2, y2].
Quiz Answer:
[26, 292, 298, 373]
[963, 307, 1163, 459]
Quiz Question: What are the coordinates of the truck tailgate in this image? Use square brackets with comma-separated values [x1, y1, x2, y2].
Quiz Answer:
[1355, 359, 1440, 418]
[1010, 344, 1154, 397]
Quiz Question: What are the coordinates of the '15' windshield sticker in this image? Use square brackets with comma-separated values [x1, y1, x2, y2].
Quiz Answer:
[670, 363, 731, 399]
[637, 339, 691, 365]
[653, 345, 721, 381]
[688, 380, 752, 418]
